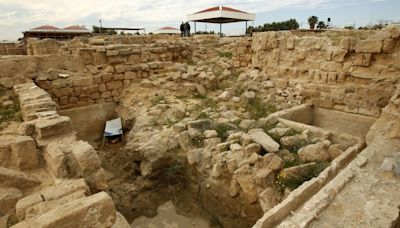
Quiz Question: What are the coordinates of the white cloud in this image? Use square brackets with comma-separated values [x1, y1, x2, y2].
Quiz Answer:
[0, 0, 347, 26]
[0, 0, 392, 40]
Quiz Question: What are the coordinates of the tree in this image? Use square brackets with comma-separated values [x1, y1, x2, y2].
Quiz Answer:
[246, 19, 299, 34]
[308, 16, 318, 29]
[317, 21, 326, 29]
[92, 25, 117, 35]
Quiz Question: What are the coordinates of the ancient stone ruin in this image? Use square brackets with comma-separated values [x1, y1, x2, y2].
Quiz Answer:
[0, 27, 399, 228]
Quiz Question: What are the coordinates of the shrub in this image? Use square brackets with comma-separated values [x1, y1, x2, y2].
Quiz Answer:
[214, 124, 230, 141]
[218, 51, 233, 59]
[276, 161, 329, 191]
[246, 97, 277, 120]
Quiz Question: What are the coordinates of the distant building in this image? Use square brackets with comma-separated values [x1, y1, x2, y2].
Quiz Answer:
[22, 25, 91, 41]
[153, 27, 180, 35]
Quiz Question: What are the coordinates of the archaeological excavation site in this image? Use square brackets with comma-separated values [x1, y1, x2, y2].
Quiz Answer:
[0, 27, 400, 228]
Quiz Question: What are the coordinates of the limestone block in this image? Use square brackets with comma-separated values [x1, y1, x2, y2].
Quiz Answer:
[106, 81, 123, 90]
[10, 136, 39, 170]
[0, 167, 40, 189]
[340, 38, 350, 50]
[266, 156, 284, 171]
[383, 39, 396, 53]
[320, 61, 343, 72]
[69, 141, 101, 176]
[350, 66, 381, 79]
[114, 65, 126, 73]
[248, 130, 280, 153]
[0, 136, 12, 167]
[187, 148, 203, 165]
[35, 116, 73, 139]
[124, 71, 136, 80]
[25, 190, 87, 220]
[86, 168, 108, 191]
[101, 73, 114, 82]
[113, 74, 124, 81]
[12, 192, 116, 228]
[44, 143, 68, 178]
[0, 187, 23, 215]
[86, 65, 99, 74]
[298, 142, 330, 162]
[355, 40, 383, 53]
[16, 179, 89, 220]
[234, 165, 258, 203]
[51, 78, 71, 89]
[354, 53, 372, 67]
[73, 77, 94, 87]
[258, 187, 279, 212]
[286, 38, 295, 50]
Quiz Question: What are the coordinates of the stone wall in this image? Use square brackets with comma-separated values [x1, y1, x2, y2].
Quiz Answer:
[251, 26, 400, 117]
[26, 39, 64, 55]
[0, 42, 25, 55]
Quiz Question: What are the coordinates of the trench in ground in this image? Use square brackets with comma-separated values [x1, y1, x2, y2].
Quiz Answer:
[60, 103, 378, 228]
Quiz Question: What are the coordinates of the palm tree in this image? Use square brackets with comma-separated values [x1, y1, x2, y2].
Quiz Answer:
[308, 16, 318, 30]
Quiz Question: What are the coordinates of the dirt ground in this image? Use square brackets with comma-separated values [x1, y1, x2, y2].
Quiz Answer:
[96, 141, 218, 227]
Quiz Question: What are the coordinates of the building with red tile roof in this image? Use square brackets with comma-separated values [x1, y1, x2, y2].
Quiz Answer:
[153, 26, 180, 35]
[23, 25, 90, 41]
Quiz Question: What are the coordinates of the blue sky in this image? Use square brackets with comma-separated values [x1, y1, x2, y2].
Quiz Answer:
[0, 0, 399, 40]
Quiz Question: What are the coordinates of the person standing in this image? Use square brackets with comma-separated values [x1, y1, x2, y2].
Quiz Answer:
[186, 22, 191, 37]
[180, 22, 185, 37]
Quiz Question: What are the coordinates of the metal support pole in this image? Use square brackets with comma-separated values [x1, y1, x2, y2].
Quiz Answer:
[220, 23, 222, 37]
[194, 22, 196, 34]
[245, 21, 248, 35]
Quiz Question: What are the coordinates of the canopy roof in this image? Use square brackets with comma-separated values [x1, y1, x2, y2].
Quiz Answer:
[188, 6, 255, 23]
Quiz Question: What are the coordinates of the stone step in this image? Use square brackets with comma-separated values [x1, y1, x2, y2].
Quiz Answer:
[15, 179, 89, 221]
[12, 192, 116, 228]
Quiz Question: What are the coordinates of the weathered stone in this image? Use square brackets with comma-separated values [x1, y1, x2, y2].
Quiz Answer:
[243, 143, 261, 156]
[0, 187, 23, 215]
[355, 40, 383, 53]
[16, 179, 89, 220]
[44, 143, 68, 178]
[249, 130, 280, 153]
[229, 178, 240, 197]
[187, 148, 203, 165]
[266, 156, 284, 171]
[35, 116, 73, 139]
[73, 77, 94, 87]
[69, 141, 101, 176]
[328, 144, 344, 160]
[10, 136, 39, 170]
[204, 130, 218, 139]
[0, 167, 40, 189]
[298, 142, 330, 162]
[106, 81, 123, 90]
[12, 192, 116, 228]
[258, 187, 279, 212]
[0, 136, 12, 167]
[234, 165, 258, 203]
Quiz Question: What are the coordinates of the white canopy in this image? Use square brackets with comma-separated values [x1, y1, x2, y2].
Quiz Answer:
[187, 6, 255, 24]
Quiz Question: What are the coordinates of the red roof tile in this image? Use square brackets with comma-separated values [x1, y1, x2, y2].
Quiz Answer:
[32, 25, 60, 30]
[194, 6, 247, 14]
[159, 27, 178, 30]
[63, 25, 88, 30]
